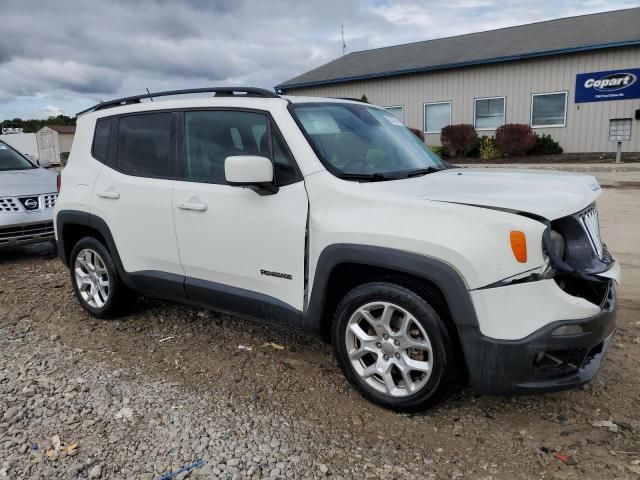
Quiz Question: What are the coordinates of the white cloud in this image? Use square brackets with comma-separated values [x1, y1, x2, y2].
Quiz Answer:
[0, 0, 637, 119]
[42, 105, 65, 117]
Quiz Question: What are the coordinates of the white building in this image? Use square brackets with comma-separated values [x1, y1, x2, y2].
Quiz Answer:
[0, 133, 38, 161]
[277, 8, 640, 154]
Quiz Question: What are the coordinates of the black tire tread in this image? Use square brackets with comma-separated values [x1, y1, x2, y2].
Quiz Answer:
[69, 236, 136, 319]
[332, 281, 457, 412]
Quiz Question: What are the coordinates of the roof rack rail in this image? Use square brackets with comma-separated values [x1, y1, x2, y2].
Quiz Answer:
[76, 87, 280, 116]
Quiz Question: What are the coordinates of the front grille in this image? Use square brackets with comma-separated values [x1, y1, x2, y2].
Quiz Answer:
[0, 222, 55, 245]
[580, 207, 603, 258]
[43, 194, 57, 209]
[19, 196, 40, 211]
[0, 193, 57, 213]
[0, 197, 20, 212]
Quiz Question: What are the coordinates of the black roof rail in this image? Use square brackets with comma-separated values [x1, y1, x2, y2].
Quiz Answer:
[76, 87, 281, 116]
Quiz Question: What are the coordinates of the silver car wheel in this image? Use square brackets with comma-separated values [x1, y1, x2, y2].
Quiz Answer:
[74, 248, 111, 309]
[345, 301, 433, 397]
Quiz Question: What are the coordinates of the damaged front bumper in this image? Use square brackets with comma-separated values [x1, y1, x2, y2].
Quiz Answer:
[461, 202, 620, 395]
[460, 279, 616, 395]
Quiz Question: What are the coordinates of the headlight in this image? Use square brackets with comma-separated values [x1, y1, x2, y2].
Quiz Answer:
[548, 229, 565, 260]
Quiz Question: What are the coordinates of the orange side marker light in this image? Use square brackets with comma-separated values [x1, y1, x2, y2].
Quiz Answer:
[510, 230, 527, 263]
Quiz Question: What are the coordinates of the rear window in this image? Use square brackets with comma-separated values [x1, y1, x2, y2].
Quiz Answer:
[92, 118, 111, 163]
[115, 113, 173, 178]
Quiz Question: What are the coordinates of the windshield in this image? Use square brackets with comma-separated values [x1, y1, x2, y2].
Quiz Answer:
[0, 141, 35, 171]
[290, 102, 445, 180]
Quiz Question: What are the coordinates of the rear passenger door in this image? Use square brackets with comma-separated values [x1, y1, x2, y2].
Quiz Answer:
[172, 110, 308, 326]
[91, 112, 185, 288]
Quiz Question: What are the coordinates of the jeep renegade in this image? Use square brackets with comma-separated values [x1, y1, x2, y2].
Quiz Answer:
[54, 87, 620, 411]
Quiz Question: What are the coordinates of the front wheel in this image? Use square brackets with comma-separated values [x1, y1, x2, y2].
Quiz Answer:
[69, 236, 135, 318]
[332, 282, 456, 411]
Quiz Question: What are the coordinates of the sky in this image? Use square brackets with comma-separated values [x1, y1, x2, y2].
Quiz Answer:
[1, 0, 638, 120]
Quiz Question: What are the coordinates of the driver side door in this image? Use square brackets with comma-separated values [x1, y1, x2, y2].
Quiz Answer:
[172, 109, 308, 326]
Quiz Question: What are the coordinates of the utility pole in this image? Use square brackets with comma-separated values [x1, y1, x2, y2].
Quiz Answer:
[341, 24, 346, 56]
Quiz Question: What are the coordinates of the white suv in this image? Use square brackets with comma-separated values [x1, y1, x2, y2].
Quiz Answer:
[54, 87, 620, 411]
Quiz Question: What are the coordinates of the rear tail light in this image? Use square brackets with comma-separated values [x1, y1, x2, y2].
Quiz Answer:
[56, 173, 61, 193]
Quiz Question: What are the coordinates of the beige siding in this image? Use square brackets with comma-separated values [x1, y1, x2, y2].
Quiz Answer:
[284, 47, 640, 153]
[58, 133, 75, 153]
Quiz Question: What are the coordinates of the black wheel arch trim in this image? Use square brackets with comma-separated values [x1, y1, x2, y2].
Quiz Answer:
[302, 243, 480, 332]
[56, 209, 133, 285]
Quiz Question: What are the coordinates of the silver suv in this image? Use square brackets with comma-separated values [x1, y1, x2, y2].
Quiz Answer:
[0, 140, 58, 248]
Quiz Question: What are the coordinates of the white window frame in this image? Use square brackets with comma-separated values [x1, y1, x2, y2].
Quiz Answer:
[383, 105, 404, 123]
[530, 91, 568, 128]
[473, 96, 506, 131]
[423, 101, 452, 134]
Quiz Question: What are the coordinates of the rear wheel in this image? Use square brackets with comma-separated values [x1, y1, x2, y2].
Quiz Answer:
[332, 282, 456, 411]
[69, 237, 135, 318]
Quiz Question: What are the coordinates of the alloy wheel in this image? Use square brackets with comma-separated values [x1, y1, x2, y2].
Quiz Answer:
[345, 301, 433, 397]
[74, 248, 111, 309]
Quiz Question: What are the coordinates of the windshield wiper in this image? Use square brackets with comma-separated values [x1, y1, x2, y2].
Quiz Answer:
[337, 173, 393, 182]
[406, 166, 443, 178]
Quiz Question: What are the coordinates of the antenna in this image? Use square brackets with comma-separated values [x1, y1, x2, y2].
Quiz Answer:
[146, 88, 153, 101]
[341, 24, 346, 56]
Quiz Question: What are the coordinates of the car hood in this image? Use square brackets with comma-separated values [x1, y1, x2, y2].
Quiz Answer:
[362, 168, 601, 220]
[0, 168, 58, 197]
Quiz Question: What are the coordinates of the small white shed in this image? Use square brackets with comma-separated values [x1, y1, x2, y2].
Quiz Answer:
[36, 125, 76, 166]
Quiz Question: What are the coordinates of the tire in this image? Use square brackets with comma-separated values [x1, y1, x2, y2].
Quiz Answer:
[69, 236, 135, 318]
[332, 282, 456, 411]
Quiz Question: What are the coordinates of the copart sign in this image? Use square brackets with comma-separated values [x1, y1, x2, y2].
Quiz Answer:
[575, 68, 640, 103]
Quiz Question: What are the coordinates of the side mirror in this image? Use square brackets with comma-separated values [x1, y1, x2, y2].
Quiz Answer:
[225, 155, 278, 195]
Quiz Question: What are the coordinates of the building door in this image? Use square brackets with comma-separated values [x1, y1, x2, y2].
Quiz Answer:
[38, 130, 58, 166]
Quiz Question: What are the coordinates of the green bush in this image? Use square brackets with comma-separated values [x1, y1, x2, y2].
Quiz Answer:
[531, 134, 563, 155]
[428, 145, 447, 158]
[479, 136, 501, 160]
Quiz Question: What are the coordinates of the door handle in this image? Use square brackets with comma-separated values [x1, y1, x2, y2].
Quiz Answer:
[177, 200, 207, 212]
[97, 190, 120, 200]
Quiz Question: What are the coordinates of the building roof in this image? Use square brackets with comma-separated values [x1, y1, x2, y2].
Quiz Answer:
[277, 8, 640, 90]
[44, 125, 76, 134]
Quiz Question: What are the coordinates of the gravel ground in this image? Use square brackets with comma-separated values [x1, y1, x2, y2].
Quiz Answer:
[1, 170, 639, 480]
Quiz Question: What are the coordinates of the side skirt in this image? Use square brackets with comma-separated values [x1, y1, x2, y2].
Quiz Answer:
[127, 271, 302, 328]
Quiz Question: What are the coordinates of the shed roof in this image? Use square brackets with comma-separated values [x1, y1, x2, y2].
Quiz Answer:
[43, 125, 76, 134]
[277, 8, 640, 90]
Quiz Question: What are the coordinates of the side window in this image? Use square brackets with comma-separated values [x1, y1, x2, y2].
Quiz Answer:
[115, 113, 173, 178]
[184, 111, 266, 184]
[92, 118, 111, 163]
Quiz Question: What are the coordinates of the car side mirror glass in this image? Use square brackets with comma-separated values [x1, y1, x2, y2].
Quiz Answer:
[225, 155, 278, 195]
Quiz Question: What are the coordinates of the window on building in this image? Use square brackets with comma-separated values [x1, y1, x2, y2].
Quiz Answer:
[424, 102, 451, 133]
[383, 106, 404, 123]
[531, 92, 567, 128]
[92, 118, 112, 163]
[474, 97, 505, 129]
[115, 113, 173, 178]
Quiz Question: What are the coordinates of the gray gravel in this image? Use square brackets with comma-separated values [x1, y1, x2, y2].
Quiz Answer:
[1, 170, 640, 479]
